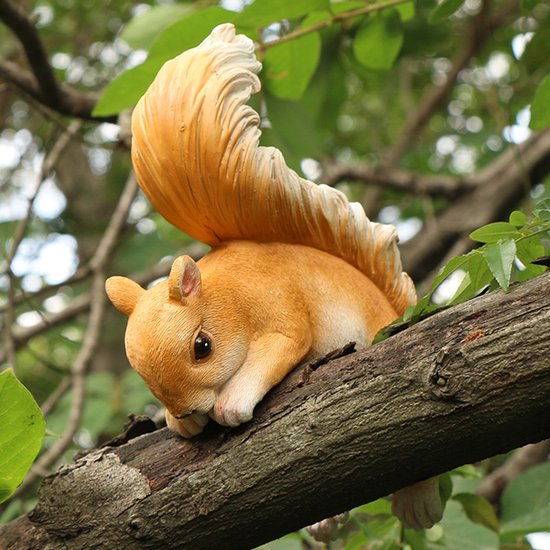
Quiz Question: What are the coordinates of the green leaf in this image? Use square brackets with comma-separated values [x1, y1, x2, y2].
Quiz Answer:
[426, 500, 498, 550]
[508, 210, 528, 227]
[120, 4, 195, 50]
[148, 7, 234, 61]
[353, 11, 403, 71]
[452, 464, 483, 479]
[0, 369, 46, 503]
[403, 253, 472, 322]
[304, 53, 347, 135]
[501, 506, 550, 537]
[404, 528, 429, 550]
[431, 254, 472, 293]
[263, 32, 321, 100]
[256, 533, 303, 550]
[452, 493, 500, 533]
[93, 62, 162, 117]
[482, 239, 516, 292]
[515, 262, 547, 281]
[500, 461, 550, 525]
[429, 0, 465, 24]
[439, 473, 453, 504]
[530, 72, 550, 131]
[448, 271, 474, 305]
[467, 252, 493, 292]
[469, 222, 521, 243]
[533, 197, 550, 221]
[395, 1, 415, 21]
[516, 235, 545, 265]
[262, 92, 323, 167]
[93, 7, 234, 116]
[235, 0, 329, 27]
[357, 498, 392, 516]
[358, 516, 401, 541]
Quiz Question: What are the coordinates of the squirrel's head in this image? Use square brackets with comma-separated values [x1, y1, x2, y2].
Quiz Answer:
[105, 255, 248, 419]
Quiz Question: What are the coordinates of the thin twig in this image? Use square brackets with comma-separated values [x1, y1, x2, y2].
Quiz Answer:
[257, 0, 411, 53]
[0, 0, 61, 105]
[2, 120, 83, 271]
[13, 269, 108, 497]
[0, 264, 92, 314]
[0, 245, 205, 364]
[381, 0, 520, 168]
[89, 172, 139, 271]
[3, 273, 17, 369]
[40, 377, 71, 417]
[1, 120, 83, 370]
[14, 171, 139, 496]
[384, 0, 493, 166]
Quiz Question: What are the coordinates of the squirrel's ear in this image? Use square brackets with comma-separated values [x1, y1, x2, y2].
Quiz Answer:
[105, 276, 145, 317]
[168, 256, 202, 302]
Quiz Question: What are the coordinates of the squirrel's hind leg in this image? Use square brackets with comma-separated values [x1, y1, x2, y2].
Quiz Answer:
[391, 476, 443, 530]
[210, 330, 312, 428]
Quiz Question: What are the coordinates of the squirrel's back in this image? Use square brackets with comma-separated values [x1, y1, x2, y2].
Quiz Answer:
[131, 24, 416, 316]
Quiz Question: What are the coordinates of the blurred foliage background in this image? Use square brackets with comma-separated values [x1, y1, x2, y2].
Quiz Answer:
[0, 0, 549, 548]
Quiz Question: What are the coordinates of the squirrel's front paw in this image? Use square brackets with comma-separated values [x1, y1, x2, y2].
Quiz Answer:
[165, 410, 209, 438]
[392, 477, 443, 530]
[210, 393, 256, 427]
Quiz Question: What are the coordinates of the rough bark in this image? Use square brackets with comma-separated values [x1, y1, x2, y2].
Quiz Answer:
[1, 273, 549, 550]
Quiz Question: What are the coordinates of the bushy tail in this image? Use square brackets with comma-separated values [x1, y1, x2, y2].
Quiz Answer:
[131, 24, 416, 315]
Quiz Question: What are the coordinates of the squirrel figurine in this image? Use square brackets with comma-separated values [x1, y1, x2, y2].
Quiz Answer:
[105, 24, 442, 531]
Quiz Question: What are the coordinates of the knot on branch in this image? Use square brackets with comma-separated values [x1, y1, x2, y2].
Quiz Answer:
[429, 345, 470, 403]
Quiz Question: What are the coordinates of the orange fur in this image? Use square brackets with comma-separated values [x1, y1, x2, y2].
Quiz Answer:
[130, 24, 416, 316]
[105, 24, 442, 531]
[107, 242, 396, 425]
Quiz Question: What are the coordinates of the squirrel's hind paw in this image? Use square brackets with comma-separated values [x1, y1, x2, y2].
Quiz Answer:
[305, 512, 349, 542]
[391, 477, 443, 530]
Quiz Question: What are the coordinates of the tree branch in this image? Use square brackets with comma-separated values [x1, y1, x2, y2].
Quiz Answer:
[476, 440, 550, 504]
[1, 272, 549, 549]
[321, 163, 468, 197]
[0, 0, 61, 105]
[0, 0, 114, 121]
[385, 0, 519, 166]
[401, 127, 550, 281]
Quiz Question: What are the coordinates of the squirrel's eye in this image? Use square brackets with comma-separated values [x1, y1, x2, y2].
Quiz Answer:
[194, 332, 212, 360]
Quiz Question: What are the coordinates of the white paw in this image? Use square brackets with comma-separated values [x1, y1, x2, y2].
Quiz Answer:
[165, 410, 209, 438]
[305, 512, 349, 542]
[392, 477, 443, 530]
[210, 393, 256, 427]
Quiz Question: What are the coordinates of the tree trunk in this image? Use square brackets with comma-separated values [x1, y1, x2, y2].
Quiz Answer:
[2, 273, 549, 550]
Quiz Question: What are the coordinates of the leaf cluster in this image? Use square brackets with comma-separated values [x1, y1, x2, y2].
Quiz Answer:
[402, 198, 550, 325]
[92, 0, 418, 117]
